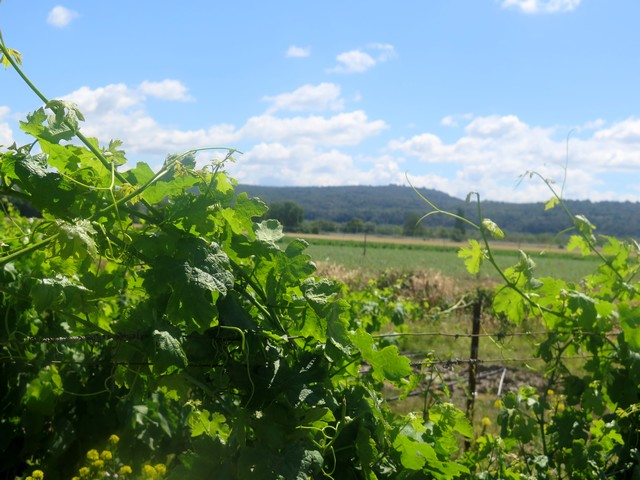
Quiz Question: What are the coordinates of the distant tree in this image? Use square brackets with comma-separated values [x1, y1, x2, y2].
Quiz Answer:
[403, 212, 426, 237]
[314, 219, 337, 233]
[344, 217, 365, 234]
[266, 201, 304, 230]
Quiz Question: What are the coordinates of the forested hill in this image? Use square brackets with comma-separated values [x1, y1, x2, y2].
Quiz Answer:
[237, 184, 640, 238]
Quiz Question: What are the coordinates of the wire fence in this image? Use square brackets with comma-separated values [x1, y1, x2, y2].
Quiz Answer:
[1, 295, 609, 421]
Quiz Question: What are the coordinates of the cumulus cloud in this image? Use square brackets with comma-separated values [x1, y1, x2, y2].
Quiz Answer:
[52, 78, 640, 203]
[139, 80, 194, 102]
[391, 114, 640, 202]
[262, 83, 344, 113]
[329, 43, 396, 74]
[0, 106, 14, 147]
[47, 5, 79, 27]
[286, 45, 311, 58]
[237, 111, 387, 146]
[500, 0, 581, 14]
[235, 144, 402, 187]
[441, 113, 473, 127]
[59, 81, 386, 159]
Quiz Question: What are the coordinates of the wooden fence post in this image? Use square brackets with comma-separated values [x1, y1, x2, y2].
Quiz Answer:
[465, 295, 482, 448]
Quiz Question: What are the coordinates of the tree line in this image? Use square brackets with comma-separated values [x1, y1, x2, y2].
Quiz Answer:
[245, 184, 640, 239]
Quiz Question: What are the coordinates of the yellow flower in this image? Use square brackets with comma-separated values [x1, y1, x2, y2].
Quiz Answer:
[31, 471, 44, 480]
[79, 467, 90, 477]
[142, 465, 157, 478]
[494, 399, 504, 408]
[100, 450, 113, 461]
[481, 417, 492, 427]
[86, 449, 100, 461]
[155, 463, 167, 476]
[92, 460, 105, 469]
[557, 402, 566, 412]
[108, 434, 120, 445]
[547, 389, 555, 396]
[119, 465, 133, 475]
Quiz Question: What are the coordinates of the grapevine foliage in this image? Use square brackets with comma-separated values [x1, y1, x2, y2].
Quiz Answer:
[0, 39, 471, 479]
[454, 188, 640, 478]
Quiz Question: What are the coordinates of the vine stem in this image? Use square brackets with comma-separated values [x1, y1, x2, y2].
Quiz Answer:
[0, 232, 58, 267]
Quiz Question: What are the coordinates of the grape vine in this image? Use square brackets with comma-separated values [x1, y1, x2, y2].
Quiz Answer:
[0, 35, 471, 479]
[3, 23, 640, 480]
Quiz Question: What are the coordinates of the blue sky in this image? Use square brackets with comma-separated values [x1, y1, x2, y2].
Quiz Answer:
[2, 0, 640, 202]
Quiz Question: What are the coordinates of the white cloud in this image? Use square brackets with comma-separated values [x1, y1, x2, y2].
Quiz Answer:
[53, 79, 640, 203]
[47, 6, 79, 27]
[330, 50, 376, 74]
[0, 106, 14, 147]
[441, 113, 473, 127]
[62, 84, 142, 114]
[391, 114, 640, 202]
[329, 44, 396, 74]
[58, 82, 385, 159]
[262, 83, 344, 113]
[238, 111, 387, 146]
[139, 80, 194, 102]
[369, 43, 397, 62]
[234, 144, 402, 187]
[500, 0, 581, 14]
[286, 45, 311, 58]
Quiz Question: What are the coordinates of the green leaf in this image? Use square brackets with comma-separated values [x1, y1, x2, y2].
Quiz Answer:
[50, 218, 98, 260]
[22, 366, 64, 415]
[188, 408, 230, 440]
[574, 214, 595, 233]
[458, 239, 484, 274]
[20, 106, 76, 143]
[255, 219, 284, 245]
[104, 139, 127, 165]
[30, 274, 90, 312]
[482, 218, 504, 239]
[493, 285, 527, 325]
[619, 303, 640, 351]
[567, 235, 591, 256]
[393, 433, 439, 470]
[544, 196, 560, 211]
[351, 329, 412, 383]
[153, 330, 188, 373]
[0, 45, 22, 68]
[46, 99, 85, 134]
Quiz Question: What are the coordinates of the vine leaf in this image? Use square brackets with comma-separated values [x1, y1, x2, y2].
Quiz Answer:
[482, 218, 504, 239]
[254, 219, 283, 245]
[492, 286, 526, 325]
[51, 219, 98, 260]
[351, 329, 411, 383]
[22, 366, 64, 415]
[618, 304, 640, 350]
[567, 235, 591, 256]
[458, 240, 484, 275]
[545, 196, 560, 211]
[0, 45, 21, 68]
[153, 330, 188, 373]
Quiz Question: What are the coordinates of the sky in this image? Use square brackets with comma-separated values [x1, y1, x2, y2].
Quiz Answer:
[2, 0, 640, 203]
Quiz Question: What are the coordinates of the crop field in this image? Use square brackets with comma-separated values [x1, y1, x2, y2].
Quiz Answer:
[294, 233, 601, 283]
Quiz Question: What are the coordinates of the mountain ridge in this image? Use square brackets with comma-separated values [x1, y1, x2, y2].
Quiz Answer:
[237, 184, 640, 238]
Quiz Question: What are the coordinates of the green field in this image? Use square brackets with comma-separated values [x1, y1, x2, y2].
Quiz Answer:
[297, 234, 601, 283]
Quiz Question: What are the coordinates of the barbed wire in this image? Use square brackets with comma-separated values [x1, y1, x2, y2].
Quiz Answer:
[0, 326, 619, 347]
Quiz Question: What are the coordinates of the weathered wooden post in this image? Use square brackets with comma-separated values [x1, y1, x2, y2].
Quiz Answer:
[465, 295, 482, 450]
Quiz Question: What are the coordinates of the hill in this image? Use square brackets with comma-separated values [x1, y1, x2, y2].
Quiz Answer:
[237, 184, 640, 238]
